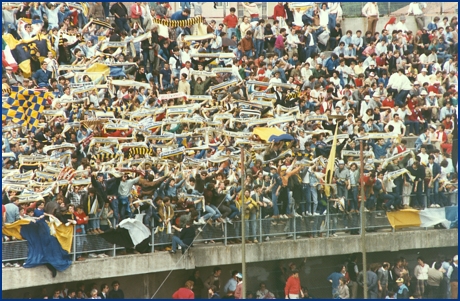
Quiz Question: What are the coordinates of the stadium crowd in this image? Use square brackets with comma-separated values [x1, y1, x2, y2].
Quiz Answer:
[1, 1, 458, 267]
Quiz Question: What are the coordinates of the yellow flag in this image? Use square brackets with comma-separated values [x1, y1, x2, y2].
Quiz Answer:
[325, 123, 339, 197]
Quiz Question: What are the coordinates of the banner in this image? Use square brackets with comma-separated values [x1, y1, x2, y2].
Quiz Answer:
[159, 146, 185, 158]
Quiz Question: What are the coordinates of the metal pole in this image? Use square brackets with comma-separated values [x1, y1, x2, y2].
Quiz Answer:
[241, 148, 246, 299]
[223, 2, 227, 18]
[73, 225, 76, 261]
[151, 227, 155, 253]
[224, 222, 228, 246]
[387, 2, 390, 17]
[259, 208, 263, 243]
[440, 3, 443, 14]
[360, 141, 368, 299]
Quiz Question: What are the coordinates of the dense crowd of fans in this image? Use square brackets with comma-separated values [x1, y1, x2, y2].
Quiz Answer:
[1, 1, 458, 271]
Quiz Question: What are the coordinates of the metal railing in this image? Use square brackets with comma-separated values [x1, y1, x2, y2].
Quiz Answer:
[2, 191, 457, 263]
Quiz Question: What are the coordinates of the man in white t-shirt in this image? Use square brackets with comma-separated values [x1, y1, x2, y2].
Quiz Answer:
[384, 113, 406, 136]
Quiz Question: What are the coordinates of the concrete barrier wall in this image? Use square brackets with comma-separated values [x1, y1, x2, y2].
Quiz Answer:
[2, 245, 458, 299]
[2, 229, 457, 292]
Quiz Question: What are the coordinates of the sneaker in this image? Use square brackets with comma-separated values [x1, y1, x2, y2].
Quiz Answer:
[331, 233, 338, 237]
[283, 214, 289, 219]
[265, 236, 270, 242]
[12, 263, 20, 268]
[97, 254, 107, 258]
[302, 212, 307, 217]
[253, 239, 258, 243]
[198, 217, 206, 225]
[197, 227, 203, 232]
[88, 253, 98, 258]
[178, 245, 182, 250]
[2, 264, 4, 268]
[313, 212, 320, 216]
[286, 234, 293, 238]
[5, 263, 13, 267]
[271, 221, 278, 225]
[364, 208, 370, 212]
[226, 218, 233, 225]
[322, 210, 327, 215]
[294, 213, 302, 218]
[193, 220, 200, 225]
[169, 250, 176, 254]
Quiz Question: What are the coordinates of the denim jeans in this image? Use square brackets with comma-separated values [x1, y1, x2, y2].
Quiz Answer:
[255, 39, 264, 58]
[395, 90, 410, 107]
[89, 210, 102, 230]
[271, 191, 280, 216]
[245, 50, 253, 58]
[203, 205, 221, 220]
[336, 184, 348, 201]
[171, 235, 187, 251]
[428, 179, 440, 206]
[180, 2, 191, 10]
[302, 184, 312, 214]
[379, 193, 395, 209]
[102, 2, 110, 18]
[227, 28, 237, 39]
[274, 48, 283, 58]
[228, 204, 240, 219]
[245, 211, 257, 240]
[310, 186, 319, 214]
[328, 13, 337, 32]
[118, 195, 132, 220]
[349, 186, 359, 211]
[75, 224, 87, 257]
[305, 45, 316, 60]
[405, 121, 420, 136]
[110, 198, 120, 225]
[115, 17, 131, 33]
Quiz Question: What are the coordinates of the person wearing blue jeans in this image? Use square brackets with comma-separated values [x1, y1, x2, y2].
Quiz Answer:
[110, 197, 120, 226]
[301, 183, 311, 215]
[115, 17, 131, 33]
[203, 205, 222, 221]
[270, 166, 282, 217]
[170, 221, 194, 254]
[118, 195, 132, 220]
[180, 2, 191, 10]
[117, 174, 140, 220]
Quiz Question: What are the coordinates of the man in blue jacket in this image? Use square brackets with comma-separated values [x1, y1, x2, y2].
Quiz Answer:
[171, 8, 190, 36]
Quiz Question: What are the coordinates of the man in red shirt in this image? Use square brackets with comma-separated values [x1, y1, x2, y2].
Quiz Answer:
[273, 2, 286, 20]
[285, 270, 304, 299]
[172, 281, 195, 299]
[427, 81, 442, 97]
[223, 7, 238, 39]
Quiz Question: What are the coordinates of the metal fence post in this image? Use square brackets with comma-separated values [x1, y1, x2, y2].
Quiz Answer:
[224, 222, 227, 246]
[73, 225, 76, 261]
[259, 208, 263, 243]
[293, 215, 297, 241]
[151, 227, 155, 253]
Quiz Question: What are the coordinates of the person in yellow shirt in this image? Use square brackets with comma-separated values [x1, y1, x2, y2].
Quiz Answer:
[236, 189, 259, 243]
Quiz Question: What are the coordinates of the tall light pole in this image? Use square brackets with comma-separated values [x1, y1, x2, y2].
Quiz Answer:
[359, 141, 368, 299]
[240, 147, 246, 299]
